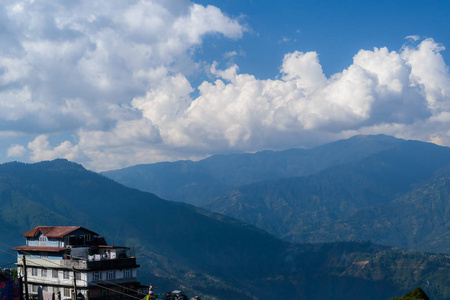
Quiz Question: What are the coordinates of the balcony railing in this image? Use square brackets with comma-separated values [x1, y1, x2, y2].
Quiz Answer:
[86, 257, 138, 270]
[23, 257, 138, 270]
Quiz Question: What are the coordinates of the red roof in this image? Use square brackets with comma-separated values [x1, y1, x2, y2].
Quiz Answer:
[12, 246, 67, 253]
[22, 226, 98, 238]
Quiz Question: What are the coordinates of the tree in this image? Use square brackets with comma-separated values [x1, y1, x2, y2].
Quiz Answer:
[389, 287, 430, 300]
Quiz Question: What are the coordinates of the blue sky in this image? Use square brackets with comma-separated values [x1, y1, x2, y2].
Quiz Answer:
[196, 0, 450, 77]
[1, 0, 450, 170]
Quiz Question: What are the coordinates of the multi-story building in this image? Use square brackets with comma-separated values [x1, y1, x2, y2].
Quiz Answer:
[14, 226, 141, 300]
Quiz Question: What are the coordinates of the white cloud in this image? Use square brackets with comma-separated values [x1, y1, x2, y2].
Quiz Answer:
[0, 57, 31, 85]
[402, 38, 450, 112]
[0, 86, 39, 121]
[281, 51, 327, 88]
[405, 35, 420, 41]
[0, 0, 244, 134]
[173, 4, 243, 44]
[0, 0, 246, 169]
[7, 144, 27, 157]
[27, 135, 83, 162]
[1, 0, 450, 171]
[224, 49, 246, 60]
[100, 38, 447, 170]
[20, 38, 450, 170]
[224, 51, 238, 59]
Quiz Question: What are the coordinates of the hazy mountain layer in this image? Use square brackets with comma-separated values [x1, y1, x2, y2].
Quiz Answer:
[102, 134, 402, 205]
[311, 175, 450, 253]
[205, 140, 450, 253]
[0, 160, 449, 299]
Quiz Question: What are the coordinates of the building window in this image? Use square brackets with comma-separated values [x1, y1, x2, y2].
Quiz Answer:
[31, 284, 38, 293]
[49, 238, 59, 247]
[76, 272, 81, 280]
[39, 236, 46, 245]
[41, 269, 47, 277]
[107, 270, 115, 280]
[31, 268, 37, 276]
[123, 269, 131, 278]
[52, 270, 58, 278]
[63, 270, 69, 279]
[93, 272, 101, 280]
[64, 288, 71, 297]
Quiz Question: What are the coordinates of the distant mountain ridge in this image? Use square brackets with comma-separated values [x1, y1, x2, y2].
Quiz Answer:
[206, 139, 450, 253]
[0, 159, 449, 299]
[312, 174, 450, 253]
[102, 135, 450, 255]
[0, 159, 288, 298]
[102, 134, 403, 205]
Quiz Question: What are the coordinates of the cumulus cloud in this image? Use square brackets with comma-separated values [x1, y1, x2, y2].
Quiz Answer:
[16, 38, 450, 170]
[7, 144, 27, 158]
[27, 135, 83, 162]
[1, 0, 450, 171]
[402, 39, 450, 112]
[105, 37, 448, 169]
[0, 0, 245, 169]
[0, 0, 243, 133]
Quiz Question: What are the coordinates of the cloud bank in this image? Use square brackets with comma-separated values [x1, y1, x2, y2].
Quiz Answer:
[2, 1, 450, 170]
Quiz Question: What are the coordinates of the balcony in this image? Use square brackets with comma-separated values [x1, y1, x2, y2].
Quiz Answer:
[86, 257, 138, 270]
[24, 257, 138, 271]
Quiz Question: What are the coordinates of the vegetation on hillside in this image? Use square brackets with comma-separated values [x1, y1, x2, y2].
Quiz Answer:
[389, 287, 430, 300]
[205, 139, 450, 254]
[0, 159, 449, 299]
[103, 135, 450, 255]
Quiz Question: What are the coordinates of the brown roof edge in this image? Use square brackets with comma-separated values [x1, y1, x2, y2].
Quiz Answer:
[13, 246, 67, 253]
[22, 226, 99, 238]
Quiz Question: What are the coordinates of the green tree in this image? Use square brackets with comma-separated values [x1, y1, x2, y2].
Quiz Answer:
[389, 287, 430, 300]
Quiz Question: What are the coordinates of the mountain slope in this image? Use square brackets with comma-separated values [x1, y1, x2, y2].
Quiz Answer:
[0, 160, 284, 278]
[312, 175, 450, 253]
[0, 160, 449, 299]
[205, 140, 450, 253]
[102, 134, 402, 205]
[0, 160, 295, 298]
[0, 160, 450, 300]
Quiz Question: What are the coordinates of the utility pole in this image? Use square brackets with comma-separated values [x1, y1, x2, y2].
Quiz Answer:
[22, 256, 29, 300]
[72, 267, 78, 300]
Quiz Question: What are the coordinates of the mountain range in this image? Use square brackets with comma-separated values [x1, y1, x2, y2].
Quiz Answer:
[103, 135, 450, 255]
[102, 134, 403, 206]
[0, 159, 449, 299]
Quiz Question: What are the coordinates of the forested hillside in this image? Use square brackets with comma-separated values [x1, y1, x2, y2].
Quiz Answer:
[0, 160, 449, 299]
[205, 140, 450, 254]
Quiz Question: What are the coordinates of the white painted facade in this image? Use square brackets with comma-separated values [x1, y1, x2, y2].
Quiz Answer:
[15, 227, 141, 300]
